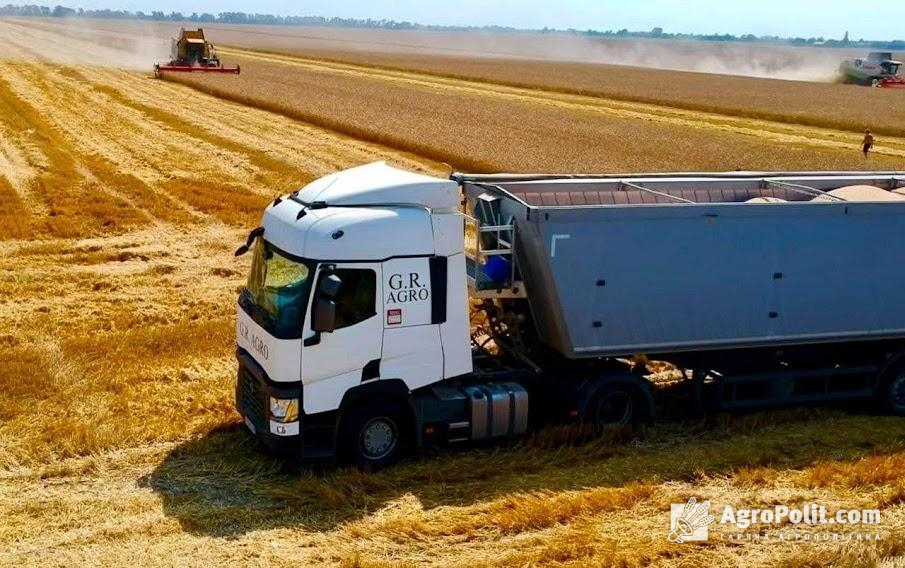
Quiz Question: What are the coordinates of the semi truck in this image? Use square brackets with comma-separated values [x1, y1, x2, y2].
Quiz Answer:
[235, 162, 905, 468]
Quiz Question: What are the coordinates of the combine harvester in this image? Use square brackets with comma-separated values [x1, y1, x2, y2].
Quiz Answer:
[838, 51, 905, 87]
[154, 28, 240, 78]
[233, 164, 905, 467]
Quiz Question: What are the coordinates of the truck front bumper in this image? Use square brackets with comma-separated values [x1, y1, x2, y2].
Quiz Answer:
[235, 348, 338, 461]
[235, 348, 303, 459]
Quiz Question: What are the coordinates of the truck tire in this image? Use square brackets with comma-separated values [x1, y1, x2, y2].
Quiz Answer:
[881, 370, 905, 416]
[589, 384, 641, 433]
[338, 400, 410, 469]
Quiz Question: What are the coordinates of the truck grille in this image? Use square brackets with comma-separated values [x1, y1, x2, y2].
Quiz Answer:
[239, 366, 266, 429]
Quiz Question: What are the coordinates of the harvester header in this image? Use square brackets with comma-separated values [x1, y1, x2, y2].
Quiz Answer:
[154, 28, 240, 78]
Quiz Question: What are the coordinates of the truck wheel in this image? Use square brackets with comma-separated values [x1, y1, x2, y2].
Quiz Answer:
[339, 401, 409, 469]
[590, 384, 638, 432]
[882, 371, 905, 416]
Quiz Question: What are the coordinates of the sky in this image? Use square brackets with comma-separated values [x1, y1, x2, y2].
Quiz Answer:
[62, 0, 905, 41]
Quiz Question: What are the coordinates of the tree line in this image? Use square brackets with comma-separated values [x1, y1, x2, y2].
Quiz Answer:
[580, 27, 905, 49]
[0, 4, 903, 48]
[0, 4, 497, 30]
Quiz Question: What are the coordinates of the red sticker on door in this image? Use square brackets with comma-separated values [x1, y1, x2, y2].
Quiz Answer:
[387, 308, 402, 325]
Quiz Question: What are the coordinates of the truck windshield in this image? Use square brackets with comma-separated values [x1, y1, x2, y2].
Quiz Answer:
[242, 238, 311, 337]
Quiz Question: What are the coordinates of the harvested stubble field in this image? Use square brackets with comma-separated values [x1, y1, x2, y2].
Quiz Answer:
[2, 16, 905, 568]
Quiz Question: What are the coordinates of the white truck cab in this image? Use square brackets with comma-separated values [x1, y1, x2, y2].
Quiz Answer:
[235, 163, 475, 464]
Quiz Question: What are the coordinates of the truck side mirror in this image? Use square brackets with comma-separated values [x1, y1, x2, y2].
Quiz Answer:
[318, 273, 342, 299]
[310, 272, 342, 335]
[312, 297, 336, 333]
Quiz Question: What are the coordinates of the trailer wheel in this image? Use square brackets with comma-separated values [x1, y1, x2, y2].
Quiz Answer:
[882, 371, 905, 416]
[590, 384, 639, 432]
[339, 401, 410, 469]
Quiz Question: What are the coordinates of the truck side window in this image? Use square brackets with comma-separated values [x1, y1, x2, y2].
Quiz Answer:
[332, 269, 377, 329]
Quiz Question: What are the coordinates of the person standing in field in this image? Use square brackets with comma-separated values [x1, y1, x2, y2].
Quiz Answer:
[862, 129, 874, 157]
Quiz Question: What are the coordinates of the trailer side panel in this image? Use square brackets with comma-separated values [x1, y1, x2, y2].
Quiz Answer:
[517, 201, 905, 357]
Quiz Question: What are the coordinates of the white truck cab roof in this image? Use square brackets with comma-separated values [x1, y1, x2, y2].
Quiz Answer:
[261, 162, 458, 261]
[296, 162, 458, 210]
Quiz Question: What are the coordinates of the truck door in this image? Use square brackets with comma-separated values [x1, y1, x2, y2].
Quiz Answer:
[380, 257, 445, 391]
[300, 263, 383, 415]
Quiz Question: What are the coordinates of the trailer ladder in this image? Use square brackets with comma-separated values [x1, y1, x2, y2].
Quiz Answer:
[465, 191, 526, 299]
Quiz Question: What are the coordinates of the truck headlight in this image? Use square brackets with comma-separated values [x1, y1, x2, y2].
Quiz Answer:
[269, 397, 299, 422]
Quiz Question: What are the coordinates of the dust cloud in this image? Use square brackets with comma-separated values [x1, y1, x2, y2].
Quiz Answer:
[446, 32, 853, 82]
[548, 37, 846, 81]
[0, 17, 170, 70]
[221, 25, 851, 83]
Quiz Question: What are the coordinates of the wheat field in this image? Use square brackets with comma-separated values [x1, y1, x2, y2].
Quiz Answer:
[16, 17, 905, 137]
[170, 47, 905, 173]
[2, 17, 905, 568]
[219, 46, 905, 138]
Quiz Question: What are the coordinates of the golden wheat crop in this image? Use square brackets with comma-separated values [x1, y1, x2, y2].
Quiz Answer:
[169, 50, 905, 174]
[13, 16, 905, 170]
[29, 16, 905, 138]
[2, 18, 905, 568]
[245, 46, 905, 138]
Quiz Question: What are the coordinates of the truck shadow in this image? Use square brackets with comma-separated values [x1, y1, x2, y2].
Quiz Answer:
[142, 405, 905, 538]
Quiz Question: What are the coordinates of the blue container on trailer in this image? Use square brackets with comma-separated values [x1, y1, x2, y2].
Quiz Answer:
[483, 255, 511, 283]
